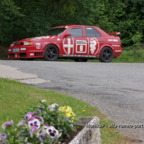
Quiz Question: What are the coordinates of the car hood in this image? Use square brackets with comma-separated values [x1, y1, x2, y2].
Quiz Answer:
[22, 35, 60, 42]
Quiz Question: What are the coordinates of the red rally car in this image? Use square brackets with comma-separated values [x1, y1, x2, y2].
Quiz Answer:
[8, 25, 122, 62]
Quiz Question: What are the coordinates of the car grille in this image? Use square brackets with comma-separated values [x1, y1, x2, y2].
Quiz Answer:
[34, 52, 43, 56]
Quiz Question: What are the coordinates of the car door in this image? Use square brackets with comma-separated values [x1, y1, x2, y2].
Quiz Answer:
[85, 27, 102, 57]
[63, 27, 88, 56]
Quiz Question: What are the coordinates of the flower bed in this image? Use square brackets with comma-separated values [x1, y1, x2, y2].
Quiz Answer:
[0, 100, 78, 144]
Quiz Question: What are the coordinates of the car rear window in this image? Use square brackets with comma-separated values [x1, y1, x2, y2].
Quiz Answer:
[86, 27, 101, 37]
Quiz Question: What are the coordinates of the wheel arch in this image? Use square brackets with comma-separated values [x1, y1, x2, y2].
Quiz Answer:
[99, 45, 114, 56]
[44, 43, 60, 54]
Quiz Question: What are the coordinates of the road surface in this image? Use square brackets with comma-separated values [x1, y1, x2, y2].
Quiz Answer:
[0, 60, 144, 143]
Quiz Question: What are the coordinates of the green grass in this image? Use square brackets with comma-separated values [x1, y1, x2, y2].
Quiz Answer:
[88, 49, 144, 63]
[113, 49, 144, 63]
[0, 78, 127, 144]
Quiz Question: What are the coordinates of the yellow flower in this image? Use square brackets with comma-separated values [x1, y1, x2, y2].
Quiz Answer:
[65, 113, 71, 118]
[59, 106, 76, 121]
[82, 109, 86, 112]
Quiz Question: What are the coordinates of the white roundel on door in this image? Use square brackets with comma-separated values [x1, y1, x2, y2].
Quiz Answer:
[89, 38, 99, 55]
[63, 38, 74, 54]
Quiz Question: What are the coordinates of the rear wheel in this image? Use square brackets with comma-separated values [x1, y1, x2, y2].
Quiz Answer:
[44, 45, 59, 61]
[99, 47, 113, 62]
[75, 58, 88, 62]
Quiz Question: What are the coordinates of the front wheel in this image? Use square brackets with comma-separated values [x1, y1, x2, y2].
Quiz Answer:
[99, 47, 113, 62]
[44, 45, 59, 61]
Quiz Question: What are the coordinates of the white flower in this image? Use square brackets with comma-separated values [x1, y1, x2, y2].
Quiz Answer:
[41, 99, 47, 103]
[46, 126, 61, 139]
[28, 118, 41, 133]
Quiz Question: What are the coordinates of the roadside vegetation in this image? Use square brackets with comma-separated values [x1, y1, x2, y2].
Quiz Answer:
[0, 45, 7, 60]
[113, 48, 144, 63]
[90, 46, 144, 63]
[0, 0, 143, 53]
[0, 78, 128, 144]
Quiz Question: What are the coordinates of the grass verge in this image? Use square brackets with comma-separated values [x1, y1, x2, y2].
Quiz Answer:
[88, 49, 144, 63]
[0, 78, 127, 144]
[113, 49, 144, 63]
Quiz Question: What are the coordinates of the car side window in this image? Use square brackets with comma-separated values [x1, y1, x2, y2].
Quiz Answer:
[86, 27, 101, 37]
[68, 28, 83, 37]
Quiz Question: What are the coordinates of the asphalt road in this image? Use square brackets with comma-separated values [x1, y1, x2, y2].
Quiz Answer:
[0, 60, 144, 142]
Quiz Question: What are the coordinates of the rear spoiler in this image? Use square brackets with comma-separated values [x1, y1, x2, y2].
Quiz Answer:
[108, 32, 121, 35]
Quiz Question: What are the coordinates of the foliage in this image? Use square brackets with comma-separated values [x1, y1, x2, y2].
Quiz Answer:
[0, 101, 77, 144]
[0, 0, 143, 47]
[112, 48, 144, 63]
[120, 0, 144, 46]
[0, 0, 23, 44]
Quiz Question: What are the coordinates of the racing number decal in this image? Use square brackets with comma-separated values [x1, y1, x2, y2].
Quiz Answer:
[63, 38, 74, 54]
[76, 40, 87, 53]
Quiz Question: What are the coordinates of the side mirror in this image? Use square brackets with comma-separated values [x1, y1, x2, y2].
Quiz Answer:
[63, 33, 71, 38]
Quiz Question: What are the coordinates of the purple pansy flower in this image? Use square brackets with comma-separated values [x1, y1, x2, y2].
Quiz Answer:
[25, 112, 35, 120]
[48, 103, 59, 111]
[28, 117, 41, 133]
[36, 107, 43, 114]
[39, 135, 46, 142]
[37, 128, 47, 142]
[34, 116, 44, 124]
[18, 120, 26, 126]
[0, 133, 7, 139]
[46, 126, 61, 139]
[2, 120, 14, 129]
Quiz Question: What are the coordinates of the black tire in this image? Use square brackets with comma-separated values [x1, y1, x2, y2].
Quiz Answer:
[75, 58, 88, 62]
[99, 47, 113, 62]
[44, 45, 59, 61]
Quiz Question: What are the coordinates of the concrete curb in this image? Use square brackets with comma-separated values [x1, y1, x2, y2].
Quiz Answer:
[0, 64, 48, 84]
[69, 117, 101, 144]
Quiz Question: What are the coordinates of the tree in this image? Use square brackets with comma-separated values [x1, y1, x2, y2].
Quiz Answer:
[119, 0, 144, 46]
[0, 0, 23, 44]
[0, 0, 143, 47]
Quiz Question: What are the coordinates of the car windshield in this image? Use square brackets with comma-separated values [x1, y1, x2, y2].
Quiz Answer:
[46, 28, 66, 35]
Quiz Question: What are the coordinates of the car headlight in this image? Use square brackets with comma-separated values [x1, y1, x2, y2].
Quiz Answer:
[8, 49, 12, 52]
[23, 42, 32, 45]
